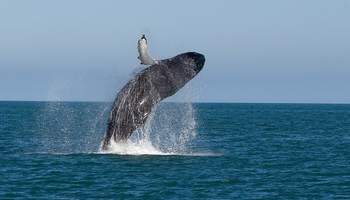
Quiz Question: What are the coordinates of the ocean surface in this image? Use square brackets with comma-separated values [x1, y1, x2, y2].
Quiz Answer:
[1, 101, 350, 199]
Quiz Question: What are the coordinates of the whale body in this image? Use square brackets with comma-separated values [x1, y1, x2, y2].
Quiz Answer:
[101, 52, 205, 150]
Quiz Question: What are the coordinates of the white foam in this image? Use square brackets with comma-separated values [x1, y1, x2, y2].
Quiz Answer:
[99, 139, 167, 155]
[98, 139, 221, 156]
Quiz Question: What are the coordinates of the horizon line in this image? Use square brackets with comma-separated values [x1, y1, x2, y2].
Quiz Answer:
[0, 99, 350, 105]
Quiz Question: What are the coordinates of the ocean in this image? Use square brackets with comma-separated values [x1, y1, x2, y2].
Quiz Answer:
[0, 102, 349, 199]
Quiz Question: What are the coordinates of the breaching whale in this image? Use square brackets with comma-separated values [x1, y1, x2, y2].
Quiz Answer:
[101, 52, 205, 150]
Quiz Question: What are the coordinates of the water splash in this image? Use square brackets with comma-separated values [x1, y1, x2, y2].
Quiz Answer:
[101, 139, 164, 155]
[101, 101, 198, 155]
[34, 100, 201, 156]
[35, 76, 203, 155]
[100, 77, 201, 155]
[35, 102, 109, 154]
[148, 102, 197, 153]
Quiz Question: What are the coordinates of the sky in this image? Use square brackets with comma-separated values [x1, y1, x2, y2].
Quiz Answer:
[0, 0, 349, 103]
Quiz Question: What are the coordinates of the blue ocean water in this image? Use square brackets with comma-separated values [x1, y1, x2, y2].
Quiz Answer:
[1, 102, 350, 199]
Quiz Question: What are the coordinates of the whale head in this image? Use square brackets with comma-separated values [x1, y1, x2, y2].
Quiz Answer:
[162, 51, 205, 84]
[170, 51, 205, 74]
[143, 52, 205, 99]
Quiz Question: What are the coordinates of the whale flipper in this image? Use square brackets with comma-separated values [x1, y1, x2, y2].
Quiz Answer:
[137, 34, 157, 65]
[101, 52, 205, 150]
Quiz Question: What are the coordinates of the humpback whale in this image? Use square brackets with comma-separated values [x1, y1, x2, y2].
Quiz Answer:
[101, 52, 205, 150]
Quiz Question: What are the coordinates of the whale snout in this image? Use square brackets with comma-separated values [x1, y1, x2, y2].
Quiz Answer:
[186, 52, 205, 73]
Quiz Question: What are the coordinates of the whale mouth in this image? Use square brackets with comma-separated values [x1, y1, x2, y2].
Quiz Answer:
[186, 52, 205, 73]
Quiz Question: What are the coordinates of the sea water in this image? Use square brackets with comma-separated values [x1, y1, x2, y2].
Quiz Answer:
[1, 102, 350, 199]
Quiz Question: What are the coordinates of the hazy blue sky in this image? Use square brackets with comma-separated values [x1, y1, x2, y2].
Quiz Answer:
[1, 0, 349, 103]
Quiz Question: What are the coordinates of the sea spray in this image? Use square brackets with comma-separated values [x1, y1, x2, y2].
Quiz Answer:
[102, 101, 198, 155]
[147, 102, 197, 153]
[34, 100, 198, 155]
[102, 79, 199, 155]
[36, 102, 109, 154]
